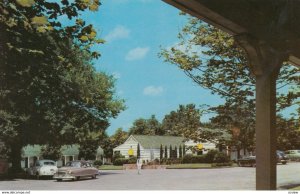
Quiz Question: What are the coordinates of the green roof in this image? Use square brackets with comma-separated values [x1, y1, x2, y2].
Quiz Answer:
[22, 145, 42, 157]
[60, 145, 79, 156]
[132, 135, 185, 149]
[22, 144, 104, 157]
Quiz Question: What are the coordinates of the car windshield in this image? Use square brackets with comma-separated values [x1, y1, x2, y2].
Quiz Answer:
[43, 161, 55, 166]
[65, 161, 81, 168]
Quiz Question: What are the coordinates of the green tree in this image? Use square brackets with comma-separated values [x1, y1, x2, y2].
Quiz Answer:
[40, 145, 62, 161]
[0, 0, 125, 172]
[137, 143, 140, 159]
[78, 131, 101, 160]
[160, 14, 299, 151]
[162, 104, 201, 141]
[169, 145, 173, 159]
[160, 144, 163, 161]
[129, 115, 162, 135]
[110, 128, 128, 147]
[277, 116, 300, 150]
[179, 145, 182, 158]
[174, 146, 178, 158]
[164, 145, 168, 159]
[101, 128, 128, 160]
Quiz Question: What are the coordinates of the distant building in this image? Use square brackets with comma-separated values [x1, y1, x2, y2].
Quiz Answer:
[21, 144, 104, 168]
[113, 135, 217, 162]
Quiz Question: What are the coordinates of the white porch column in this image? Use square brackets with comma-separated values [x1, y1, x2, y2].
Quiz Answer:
[235, 35, 286, 190]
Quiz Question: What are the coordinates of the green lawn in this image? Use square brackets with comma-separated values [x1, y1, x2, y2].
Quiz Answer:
[290, 186, 300, 190]
[98, 165, 123, 170]
[166, 163, 212, 169]
[166, 163, 233, 169]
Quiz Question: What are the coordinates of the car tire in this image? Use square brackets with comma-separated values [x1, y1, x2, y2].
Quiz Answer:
[282, 161, 287, 165]
[76, 176, 80, 181]
[92, 174, 97, 179]
[57, 179, 62, 182]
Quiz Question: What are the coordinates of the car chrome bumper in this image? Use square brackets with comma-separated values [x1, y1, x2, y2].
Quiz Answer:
[53, 173, 75, 180]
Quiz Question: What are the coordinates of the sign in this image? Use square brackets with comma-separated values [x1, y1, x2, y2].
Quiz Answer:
[197, 144, 203, 150]
[128, 148, 134, 156]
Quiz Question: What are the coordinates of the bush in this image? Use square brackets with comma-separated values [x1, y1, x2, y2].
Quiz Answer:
[113, 158, 128, 166]
[161, 158, 182, 165]
[127, 156, 137, 164]
[205, 150, 219, 163]
[211, 162, 233, 167]
[112, 152, 125, 163]
[213, 152, 230, 163]
[93, 160, 103, 166]
[182, 154, 206, 164]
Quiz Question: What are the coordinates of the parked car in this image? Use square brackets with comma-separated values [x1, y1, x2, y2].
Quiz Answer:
[26, 159, 58, 179]
[53, 160, 99, 181]
[237, 155, 256, 167]
[277, 150, 288, 164]
[237, 151, 288, 167]
[285, 150, 300, 161]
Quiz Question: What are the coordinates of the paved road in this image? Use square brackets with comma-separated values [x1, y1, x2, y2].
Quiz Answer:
[0, 163, 299, 190]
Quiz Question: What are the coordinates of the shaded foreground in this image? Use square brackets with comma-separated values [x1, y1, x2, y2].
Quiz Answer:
[0, 163, 299, 190]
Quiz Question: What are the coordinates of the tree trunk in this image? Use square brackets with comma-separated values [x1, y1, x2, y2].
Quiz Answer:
[10, 144, 23, 173]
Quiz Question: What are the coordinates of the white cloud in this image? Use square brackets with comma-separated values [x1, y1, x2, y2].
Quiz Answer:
[143, 86, 164, 96]
[104, 25, 130, 42]
[125, 47, 150, 61]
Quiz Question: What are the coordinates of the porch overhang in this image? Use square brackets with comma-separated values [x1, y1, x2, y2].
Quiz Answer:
[163, 0, 300, 68]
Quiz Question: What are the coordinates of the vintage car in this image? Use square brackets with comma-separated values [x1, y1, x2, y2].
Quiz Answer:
[237, 151, 288, 167]
[237, 155, 256, 167]
[26, 159, 58, 179]
[285, 150, 300, 161]
[53, 160, 99, 181]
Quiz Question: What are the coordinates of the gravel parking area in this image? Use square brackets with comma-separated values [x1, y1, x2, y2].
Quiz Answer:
[0, 163, 299, 190]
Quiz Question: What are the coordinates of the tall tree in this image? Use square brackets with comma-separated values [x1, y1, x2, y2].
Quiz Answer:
[277, 116, 300, 150]
[0, 0, 125, 172]
[162, 104, 201, 141]
[179, 145, 182, 158]
[128, 115, 162, 135]
[160, 144, 163, 161]
[137, 143, 141, 159]
[101, 128, 128, 160]
[164, 145, 168, 159]
[160, 14, 299, 151]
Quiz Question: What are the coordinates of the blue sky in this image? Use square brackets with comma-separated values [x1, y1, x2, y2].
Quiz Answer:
[79, 0, 223, 135]
[76, 0, 298, 136]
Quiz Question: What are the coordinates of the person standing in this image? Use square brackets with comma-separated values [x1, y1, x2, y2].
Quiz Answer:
[136, 158, 142, 175]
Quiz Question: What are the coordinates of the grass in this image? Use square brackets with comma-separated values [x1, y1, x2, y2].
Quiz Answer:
[98, 165, 123, 170]
[166, 163, 212, 169]
[166, 163, 233, 169]
[290, 186, 300, 190]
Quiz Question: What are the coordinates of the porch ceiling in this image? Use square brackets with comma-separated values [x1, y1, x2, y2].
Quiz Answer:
[163, 0, 300, 67]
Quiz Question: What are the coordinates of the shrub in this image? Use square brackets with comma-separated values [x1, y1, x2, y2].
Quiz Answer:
[205, 150, 219, 163]
[128, 156, 137, 164]
[182, 154, 206, 164]
[213, 152, 230, 163]
[211, 162, 233, 167]
[113, 158, 128, 166]
[93, 160, 103, 166]
[112, 152, 125, 163]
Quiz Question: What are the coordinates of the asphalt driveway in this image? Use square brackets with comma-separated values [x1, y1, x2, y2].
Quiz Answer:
[0, 162, 299, 190]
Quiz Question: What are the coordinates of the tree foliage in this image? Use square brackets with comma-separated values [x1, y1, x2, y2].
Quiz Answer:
[160, 15, 299, 108]
[128, 115, 163, 135]
[0, 0, 125, 171]
[159, 14, 299, 151]
[162, 104, 201, 141]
